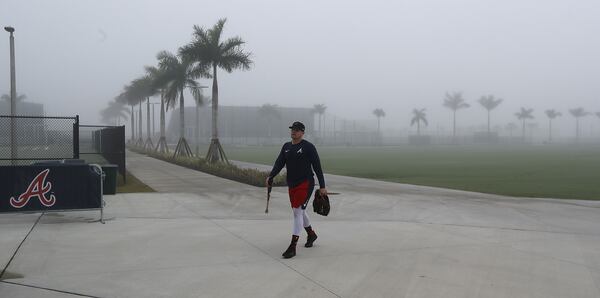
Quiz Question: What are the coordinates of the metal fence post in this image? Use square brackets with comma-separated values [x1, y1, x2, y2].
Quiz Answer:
[73, 115, 80, 159]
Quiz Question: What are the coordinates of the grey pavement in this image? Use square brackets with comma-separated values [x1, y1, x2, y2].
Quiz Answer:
[1, 150, 600, 297]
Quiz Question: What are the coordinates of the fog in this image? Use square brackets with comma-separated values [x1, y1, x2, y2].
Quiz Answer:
[1, 0, 600, 139]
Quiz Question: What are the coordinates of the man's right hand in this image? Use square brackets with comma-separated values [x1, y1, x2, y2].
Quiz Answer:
[265, 176, 273, 187]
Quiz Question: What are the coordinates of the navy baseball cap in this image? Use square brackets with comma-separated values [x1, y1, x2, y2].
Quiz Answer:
[289, 121, 305, 131]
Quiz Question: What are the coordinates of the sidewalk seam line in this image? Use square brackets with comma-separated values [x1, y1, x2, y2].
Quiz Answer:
[171, 198, 342, 298]
[0, 212, 44, 280]
[0, 280, 102, 298]
[208, 219, 342, 298]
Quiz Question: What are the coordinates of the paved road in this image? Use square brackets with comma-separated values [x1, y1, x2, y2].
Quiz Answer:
[1, 150, 599, 297]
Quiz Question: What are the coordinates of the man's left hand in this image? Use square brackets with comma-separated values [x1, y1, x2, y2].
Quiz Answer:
[319, 188, 328, 197]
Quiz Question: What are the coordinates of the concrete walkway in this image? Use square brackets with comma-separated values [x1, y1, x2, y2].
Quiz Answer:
[1, 150, 600, 297]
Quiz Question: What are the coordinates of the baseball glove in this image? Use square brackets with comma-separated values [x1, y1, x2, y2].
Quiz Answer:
[313, 191, 330, 216]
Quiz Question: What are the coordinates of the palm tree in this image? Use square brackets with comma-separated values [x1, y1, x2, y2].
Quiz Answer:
[544, 109, 561, 143]
[116, 88, 136, 142]
[142, 75, 159, 151]
[126, 76, 155, 148]
[258, 104, 281, 144]
[1, 93, 26, 102]
[410, 108, 428, 135]
[155, 50, 207, 158]
[193, 91, 207, 156]
[443, 92, 470, 139]
[122, 83, 141, 145]
[312, 104, 327, 139]
[478, 95, 503, 134]
[180, 18, 253, 163]
[100, 99, 129, 125]
[515, 108, 534, 141]
[569, 107, 589, 141]
[145, 64, 170, 153]
[372, 108, 385, 134]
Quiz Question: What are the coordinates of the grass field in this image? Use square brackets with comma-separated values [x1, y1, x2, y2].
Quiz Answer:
[221, 144, 600, 200]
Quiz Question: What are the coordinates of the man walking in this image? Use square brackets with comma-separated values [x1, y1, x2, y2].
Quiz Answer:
[267, 121, 327, 259]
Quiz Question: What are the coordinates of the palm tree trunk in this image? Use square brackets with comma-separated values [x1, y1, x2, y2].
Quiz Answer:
[487, 110, 491, 134]
[323, 113, 326, 140]
[212, 65, 219, 140]
[139, 102, 142, 138]
[576, 118, 580, 141]
[548, 119, 552, 142]
[130, 105, 135, 141]
[195, 103, 200, 156]
[144, 97, 153, 150]
[206, 64, 228, 163]
[160, 95, 165, 138]
[319, 113, 322, 139]
[417, 120, 421, 136]
[155, 93, 168, 153]
[453, 110, 456, 138]
[146, 98, 151, 139]
[179, 90, 185, 140]
[377, 117, 380, 134]
[522, 119, 526, 142]
[138, 101, 142, 145]
[173, 89, 193, 157]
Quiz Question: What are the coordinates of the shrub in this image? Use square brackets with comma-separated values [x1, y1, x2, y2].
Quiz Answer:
[128, 147, 287, 187]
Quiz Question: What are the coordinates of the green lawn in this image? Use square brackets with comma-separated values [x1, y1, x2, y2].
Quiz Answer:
[82, 154, 155, 193]
[222, 144, 600, 200]
[116, 171, 155, 193]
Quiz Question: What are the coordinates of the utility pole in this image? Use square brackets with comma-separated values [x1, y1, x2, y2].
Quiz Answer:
[5, 26, 17, 164]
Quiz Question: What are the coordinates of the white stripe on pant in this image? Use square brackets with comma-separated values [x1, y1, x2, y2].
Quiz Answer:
[292, 207, 311, 236]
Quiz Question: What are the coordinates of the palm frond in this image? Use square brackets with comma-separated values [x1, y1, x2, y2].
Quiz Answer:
[188, 81, 206, 106]
[443, 91, 469, 111]
[515, 107, 535, 120]
[478, 95, 503, 110]
[545, 109, 562, 119]
[218, 49, 253, 73]
[210, 18, 227, 46]
[189, 62, 212, 79]
[569, 107, 589, 118]
[181, 19, 253, 76]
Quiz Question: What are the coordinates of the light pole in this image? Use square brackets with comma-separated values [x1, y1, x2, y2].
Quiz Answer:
[5, 26, 16, 164]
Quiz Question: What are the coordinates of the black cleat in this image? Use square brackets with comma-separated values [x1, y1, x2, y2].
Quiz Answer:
[282, 244, 296, 259]
[305, 233, 318, 247]
[282, 235, 299, 259]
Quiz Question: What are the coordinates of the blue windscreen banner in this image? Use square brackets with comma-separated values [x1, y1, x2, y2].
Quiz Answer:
[0, 165, 102, 213]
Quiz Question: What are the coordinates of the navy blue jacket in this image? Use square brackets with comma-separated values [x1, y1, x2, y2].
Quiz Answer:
[269, 140, 326, 188]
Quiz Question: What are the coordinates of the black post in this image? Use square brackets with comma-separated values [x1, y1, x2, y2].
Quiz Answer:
[119, 125, 126, 184]
[73, 115, 80, 159]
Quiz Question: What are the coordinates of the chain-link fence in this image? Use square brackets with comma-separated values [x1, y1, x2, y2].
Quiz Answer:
[0, 115, 79, 165]
[80, 125, 126, 183]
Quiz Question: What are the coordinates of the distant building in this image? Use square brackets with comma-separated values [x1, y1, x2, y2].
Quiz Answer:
[0, 100, 44, 116]
[0, 100, 46, 146]
[166, 105, 315, 145]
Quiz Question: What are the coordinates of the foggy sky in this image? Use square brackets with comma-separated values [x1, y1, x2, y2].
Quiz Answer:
[1, 0, 599, 136]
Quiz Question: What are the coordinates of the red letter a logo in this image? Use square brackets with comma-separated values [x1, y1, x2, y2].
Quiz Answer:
[10, 169, 56, 208]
